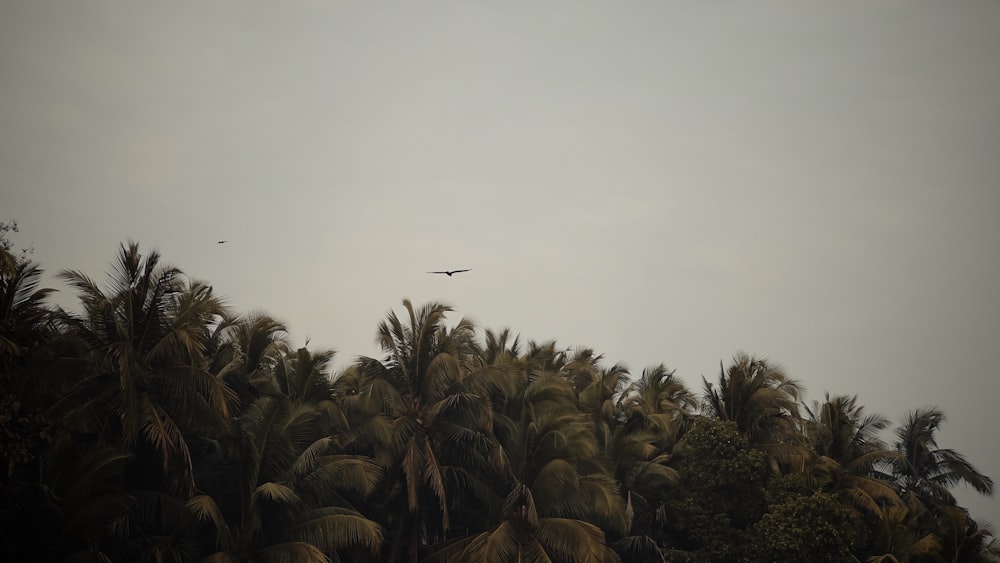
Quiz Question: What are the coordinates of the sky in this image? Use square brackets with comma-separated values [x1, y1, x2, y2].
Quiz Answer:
[3, 0, 999, 524]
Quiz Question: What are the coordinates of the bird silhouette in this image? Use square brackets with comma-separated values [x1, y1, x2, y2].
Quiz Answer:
[218, 241, 227, 244]
[428, 269, 470, 276]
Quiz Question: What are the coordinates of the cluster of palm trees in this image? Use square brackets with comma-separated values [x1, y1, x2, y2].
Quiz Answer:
[1, 239, 997, 562]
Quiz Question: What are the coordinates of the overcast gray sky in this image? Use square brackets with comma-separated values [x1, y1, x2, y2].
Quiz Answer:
[3, 1, 998, 524]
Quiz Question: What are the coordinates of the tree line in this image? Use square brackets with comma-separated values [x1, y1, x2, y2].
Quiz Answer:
[1, 234, 997, 562]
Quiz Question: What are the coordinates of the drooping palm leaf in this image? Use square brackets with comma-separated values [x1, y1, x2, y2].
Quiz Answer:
[286, 507, 382, 554]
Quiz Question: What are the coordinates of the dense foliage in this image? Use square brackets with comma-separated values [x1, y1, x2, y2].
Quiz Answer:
[1, 237, 997, 562]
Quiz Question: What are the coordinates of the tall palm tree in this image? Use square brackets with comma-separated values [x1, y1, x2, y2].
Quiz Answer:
[273, 347, 335, 404]
[865, 505, 941, 563]
[0, 253, 59, 483]
[935, 505, 1000, 563]
[272, 346, 353, 432]
[1, 438, 135, 562]
[702, 353, 806, 470]
[206, 311, 289, 415]
[564, 348, 631, 450]
[596, 365, 694, 549]
[804, 394, 903, 518]
[519, 340, 570, 379]
[429, 372, 624, 562]
[516, 373, 624, 535]
[886, 408, 994, 514]
[607, 411, 678, 544]
[427, 483, 620, 563]
[54, 242, 232, 494]
[187, 394, 383, 562]
[624, 365, 697, 419]
[621, 364, 698, 446]
[478, 327, 521, 367]
[0, 255, 55, 369]
[353, 299, 505, 562]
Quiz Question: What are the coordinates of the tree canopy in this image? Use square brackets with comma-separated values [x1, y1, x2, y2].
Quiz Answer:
[1, 238, 997, 562]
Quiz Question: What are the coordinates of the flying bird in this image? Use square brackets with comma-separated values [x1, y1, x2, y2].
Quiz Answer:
[428, 269, 471, 276]
[218, 241, 227, 244]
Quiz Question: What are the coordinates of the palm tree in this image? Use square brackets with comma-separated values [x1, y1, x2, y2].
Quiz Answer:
[804, 394, 903, 518]
[866, 505, 941, 563]
[0, 252, 60, 484]
[427, 483, 620, 563]
[206, 311, 289, 415]
[54, 242, 232, 494]
[520, 340, 571, 378]
[478, 327, 521, 367]
[702, 353, 806, 471]
[352, 299, 506, 562]
[0, 254, 55, 370]
[1, 438, 135, 562]
[935, 505, 1000, 563]
[621, 364, 698, 446]
[886, 408, 994, 514]
[429, 372, 624, 562]
[516, 374, 625, 535]
[111, 489, 204, 562]
[273, 347, 335, 404]
[564, 348, 631, 450]
[606, 365, 695, 544]
[624, 365, 697, 418]
[187, 394, 383, 562]
[607, 411, 678, 544]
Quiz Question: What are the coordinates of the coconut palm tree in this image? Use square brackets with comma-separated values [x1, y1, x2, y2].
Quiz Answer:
[478, 327, 521, 367]
[54, 242, 232, 494]
[273, 347, 335, 404]
[702, 353, 806, 471]
[520, 340, 571, 378]
[935, 505, 1000, 563]
[428, 372, 624, 562]
[804, 394, 903, 518]
[110, 488, 204, 562]
[352, 299, 506, 562]
[886, 408, 994, 514]
[206, 311, 289, 415]
[516, 373, 624, 534]
[607, 410, 678, 544]
[0, 252, 60, 484]
[604, 365, 695, 545]
[865, 505, 941, 563]
[1, 439, 135, 562]
[187, 394, 382, 562]
[621, 364, 698, 447]
[623, 365, 697, 420]
[0, 254, 55, 370]
[427, 483, 620, 563]
[563, 348, 631, 451]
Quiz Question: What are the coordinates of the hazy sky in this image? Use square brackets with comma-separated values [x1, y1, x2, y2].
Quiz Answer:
[3, 1, 998, 523]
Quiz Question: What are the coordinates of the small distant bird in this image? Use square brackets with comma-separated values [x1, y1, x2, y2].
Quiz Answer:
[428, 269, 470, 276]
[218, 241, 227, 244]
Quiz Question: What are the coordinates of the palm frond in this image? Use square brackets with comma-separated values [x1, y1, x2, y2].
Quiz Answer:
[297, 455, 383, 503]
[287, 508, 382, 554]
[613, 535, 664, 562]
[424, 392, 493, 431]
[531, 459, 580, 513]
[240, 396, 296, 485]
[422, 351, 461, 403]
[460, 521, 520, 563]
[186, 494, 235, 552]
[290, 436, 335, 481]
[423, 438, 451, 529]
[534, 518, 616, 562]
[253, 481, 300, 505]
